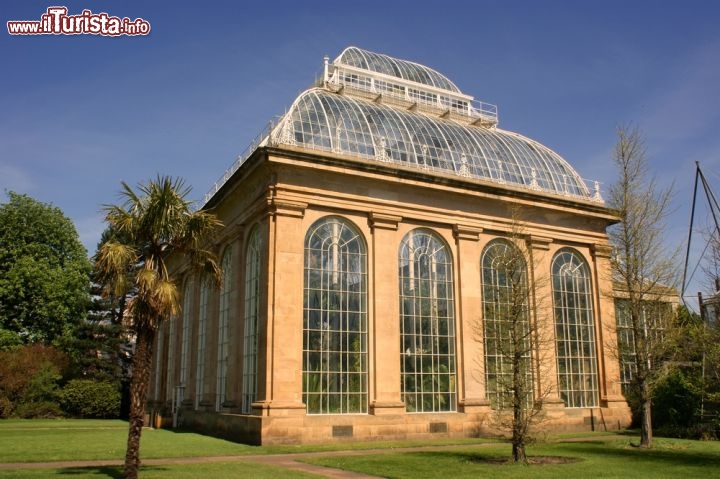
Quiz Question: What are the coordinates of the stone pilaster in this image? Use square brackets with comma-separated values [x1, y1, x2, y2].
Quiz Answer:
[526, 235, 563, 407]
[592, 243, 627, 406]
[453, 224, 490, 413]
[368, 212, 406, 414]
[255, 197, 308, 416]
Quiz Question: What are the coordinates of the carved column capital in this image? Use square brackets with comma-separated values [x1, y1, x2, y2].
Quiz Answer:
[453, 224, 483, 241]
[368, 212, 402, 231]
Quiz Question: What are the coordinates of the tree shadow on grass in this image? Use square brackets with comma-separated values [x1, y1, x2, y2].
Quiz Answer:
[56, 466, 124, 478]
[57, 466, 169, 478]
[401, 450, 581, 467]
[557, 441, 720, 469]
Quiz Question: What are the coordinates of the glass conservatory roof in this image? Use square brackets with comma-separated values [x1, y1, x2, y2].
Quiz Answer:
[269, 88, 595, 200]
[203, 48, 600, 205]
[335, 47, 461, 94]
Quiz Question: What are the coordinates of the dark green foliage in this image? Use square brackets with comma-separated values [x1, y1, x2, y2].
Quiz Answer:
[60, 379, 121, 418]
[0, 344, 68, 418]
[60, 279, 130, 384]
[0, 192, 92, 344]
[0, 327, 22, 350]
[652, 370, 703, 432]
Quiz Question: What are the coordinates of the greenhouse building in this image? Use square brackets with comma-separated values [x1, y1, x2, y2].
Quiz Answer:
[149, 46, 632, 444]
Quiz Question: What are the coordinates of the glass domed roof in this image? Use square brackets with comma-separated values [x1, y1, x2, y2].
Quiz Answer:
[270, 88, 593, 199]
[336, 46, 461, 93]
[204, 47, 600, 205]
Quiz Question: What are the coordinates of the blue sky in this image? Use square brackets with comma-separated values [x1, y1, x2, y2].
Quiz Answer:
[2, 1, 720, 304]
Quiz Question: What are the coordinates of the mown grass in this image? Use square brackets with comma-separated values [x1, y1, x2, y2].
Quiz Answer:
[2, 420, 719, 479]
[0, 420, 258, 462]
[304, 437, 720, 479]
[0, 462, 319, 479]
[0, 419, 491, 462]
[0, 420, 317, 478]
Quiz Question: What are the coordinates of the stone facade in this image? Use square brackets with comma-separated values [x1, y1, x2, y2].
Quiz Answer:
[149, 145, 631, 444]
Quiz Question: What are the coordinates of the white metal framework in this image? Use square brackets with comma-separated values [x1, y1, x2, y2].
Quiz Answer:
[272, 89, 597, 200]
[329, 47, 497, 126]
[552, 249, 598, 408]
[303, 217, 368, 414]
[481, 239, 533, 409]
[242, 227, 262, 414]
[203, 47, 603, 206]
[216, 249, 232, 411]
[195, 279, 210, 409]
[335, 46, 462, 93]
[399, 229, 457, 412]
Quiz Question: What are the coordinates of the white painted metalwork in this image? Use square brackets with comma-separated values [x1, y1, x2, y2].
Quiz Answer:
[242, 227, 261, 414]
[481, 239, 534, 410]
[328, 47, 497, 127]
[202, 48, 605, 207]
[216, 249, 232, 411]
[399, 229, 457, 413]
[552, 248, 599, 408]
[195, 279, 210, 409]
[303, 217, 368, 414]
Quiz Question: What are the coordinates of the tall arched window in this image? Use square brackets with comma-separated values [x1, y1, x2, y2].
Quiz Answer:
[216, 248, 233, 411]
[481, 239, 533, 409]
[399, 229, 456, 412]
[552, 248, 598, 408]
[242, 227, 262, 414]
[179, 279, 192, 404]
[195, 279, 210, 409]
[303, 217, 368, 414]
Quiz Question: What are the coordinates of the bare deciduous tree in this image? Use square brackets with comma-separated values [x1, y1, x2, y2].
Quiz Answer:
[479, 211, 553, 462]
[607, 125, 678, 448]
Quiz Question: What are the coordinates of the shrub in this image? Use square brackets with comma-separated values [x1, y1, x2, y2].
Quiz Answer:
[653, 370, 702, 430]
[14, 400, 63, 418]
[0, 344, 67, 418]
[60, 379, 121, 418]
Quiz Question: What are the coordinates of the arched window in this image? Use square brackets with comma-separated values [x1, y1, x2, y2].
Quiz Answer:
[216, 248, 233, 411]
[399, 229, 456, 412]
[179, 279, 192, 404]
[166, 317, 176, 401]
[303, 217, 368, 414]
[242, 227, 262, 414]
[552, 248, 598, 407]
[195, 279, 210, 409]
[481, 239, 533, 409]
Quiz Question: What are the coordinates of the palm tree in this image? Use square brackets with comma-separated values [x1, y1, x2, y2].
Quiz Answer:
[95, 176, 222, 479]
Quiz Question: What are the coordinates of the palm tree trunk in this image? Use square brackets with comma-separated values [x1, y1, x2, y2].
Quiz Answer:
[124, 326, 156, 479]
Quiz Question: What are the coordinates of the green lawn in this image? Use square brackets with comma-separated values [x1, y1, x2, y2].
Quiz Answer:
[305, 437, 720, 479]
[2, 420, 719, 479]
[0, 462, 322, 479]
[0, 419, 259, 462]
